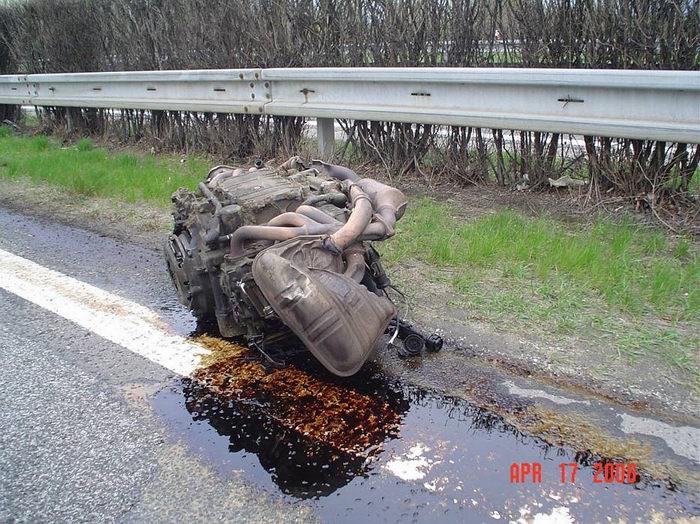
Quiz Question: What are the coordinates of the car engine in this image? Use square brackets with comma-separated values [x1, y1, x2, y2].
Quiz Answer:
[165, 157, 440, 377]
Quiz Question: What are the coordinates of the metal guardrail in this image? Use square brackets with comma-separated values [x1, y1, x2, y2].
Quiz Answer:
[1, 68, 699, 156]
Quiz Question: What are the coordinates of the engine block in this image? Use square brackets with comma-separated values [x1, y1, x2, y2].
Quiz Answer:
[164, 157, 408, 376]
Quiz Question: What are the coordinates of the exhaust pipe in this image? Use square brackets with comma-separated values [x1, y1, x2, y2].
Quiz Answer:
[229, 222, 335, 257]
[227, 159, 407, 257]
[355, 178, 407, 239]
[343, 244, 367, 282]
[324, 185, 373, 253]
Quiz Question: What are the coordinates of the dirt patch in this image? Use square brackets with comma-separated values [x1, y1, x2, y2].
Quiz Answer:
[0, 178, 171, 248]
[388, 258, 699, 420]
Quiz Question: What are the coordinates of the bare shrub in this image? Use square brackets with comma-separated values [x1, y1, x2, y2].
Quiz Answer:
[0, 0, 697, 203]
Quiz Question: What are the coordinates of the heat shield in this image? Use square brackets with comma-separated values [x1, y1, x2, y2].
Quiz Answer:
[252, 237, 396, 376]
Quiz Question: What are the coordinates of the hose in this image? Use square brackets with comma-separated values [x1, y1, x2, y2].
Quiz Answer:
[311, 160, 361, 182]
[199, 182, 224, 245]
[198, 182, 222, 215]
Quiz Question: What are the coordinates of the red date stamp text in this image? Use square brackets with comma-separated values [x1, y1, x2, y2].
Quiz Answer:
[510, 462, 638, 484]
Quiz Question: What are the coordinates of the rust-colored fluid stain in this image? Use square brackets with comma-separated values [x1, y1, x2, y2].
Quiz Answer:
[192, 335, 402, 456]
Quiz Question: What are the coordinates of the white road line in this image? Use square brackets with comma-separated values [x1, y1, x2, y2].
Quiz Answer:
[0, 247, 207, 375]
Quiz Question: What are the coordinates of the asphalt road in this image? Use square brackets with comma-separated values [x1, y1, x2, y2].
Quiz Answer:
[0, 207, 698, 523]
[0, 287, 319, 523]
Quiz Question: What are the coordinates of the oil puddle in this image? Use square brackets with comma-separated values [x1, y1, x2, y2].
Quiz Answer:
[152, 341, 700, 522]
[190, 336, 404, 456]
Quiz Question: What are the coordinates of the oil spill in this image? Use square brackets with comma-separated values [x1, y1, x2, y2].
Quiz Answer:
[191, 335, 406, 455]
[152, 348, 700, 522]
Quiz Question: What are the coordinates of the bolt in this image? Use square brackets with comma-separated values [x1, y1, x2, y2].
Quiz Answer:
[264, 82, 269, 88]
[254, 72, 259, 79]
[251, 93, 255, 99]
[249, 82, 254, 88]
[239, 73, 244, 80]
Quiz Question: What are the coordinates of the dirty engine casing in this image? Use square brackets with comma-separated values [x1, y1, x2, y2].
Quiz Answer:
[165, 157, 407, 376]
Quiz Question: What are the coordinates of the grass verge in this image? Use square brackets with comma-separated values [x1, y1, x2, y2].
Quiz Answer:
[0, 128, 207, 206]
[380, 198, 699, 381]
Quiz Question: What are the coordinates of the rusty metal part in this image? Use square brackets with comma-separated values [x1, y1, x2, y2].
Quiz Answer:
[310, 159, 361, 182]
[343, 244, 366, 282]
[301, 192, 347, 207]
[355, 178, 408, 239]
[206, 164, 236, 182]
[253, 237, 395, 376]
[198, 182, 223, 214]
[229, 222, 336, 258]
[279, 155, 304, 171]
[266, 211, 322, 228]
[357, 222, 388, 241]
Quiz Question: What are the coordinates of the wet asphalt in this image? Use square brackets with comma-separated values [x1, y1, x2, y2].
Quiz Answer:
[0, 207, 698, 522]
[0, 212, 314, 522]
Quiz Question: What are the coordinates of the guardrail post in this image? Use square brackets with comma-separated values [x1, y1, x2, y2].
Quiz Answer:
[317, 117, 335, 159]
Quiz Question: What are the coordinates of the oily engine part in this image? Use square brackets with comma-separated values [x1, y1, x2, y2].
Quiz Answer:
[164, 157, 407, 376]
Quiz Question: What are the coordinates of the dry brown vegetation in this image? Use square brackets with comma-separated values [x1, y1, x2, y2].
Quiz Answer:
[0, 0, 698, 207]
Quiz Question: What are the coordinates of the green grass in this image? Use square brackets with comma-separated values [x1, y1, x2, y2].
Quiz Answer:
[381, 198, 700, 377]
[0, 131, 208, 206]
[23, 113, 40, 128]
[384, 199, 699, 320]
